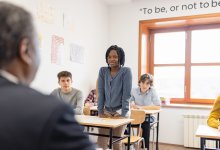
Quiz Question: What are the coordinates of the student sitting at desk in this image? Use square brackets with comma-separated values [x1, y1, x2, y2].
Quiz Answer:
[84, 89, 98, 116]
[207, 95, 220, 130]
[84, 89, 97, 107]
[130, 73, 161, 148]
[84, 80, 98, 108]
[51, 71, 83, 115]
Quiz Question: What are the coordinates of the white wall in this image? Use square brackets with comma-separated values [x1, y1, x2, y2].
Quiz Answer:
[159, 107, 211, 145]
[5, 0, 109, 98]
[108, 0, 219, 145]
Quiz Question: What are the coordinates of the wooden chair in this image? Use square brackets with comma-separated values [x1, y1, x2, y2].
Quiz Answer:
[122, 109, 146, 150]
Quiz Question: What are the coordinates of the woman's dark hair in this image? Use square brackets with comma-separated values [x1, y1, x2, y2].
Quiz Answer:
[138, 73, 154, 86]
[105, 45, 125, 66]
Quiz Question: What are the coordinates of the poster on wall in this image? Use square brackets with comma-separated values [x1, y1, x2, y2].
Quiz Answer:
[51, 35, 64, 65]
[69, 43, 85, 64]
[35, 0, 55, 24]
[63, 13, 74, 32]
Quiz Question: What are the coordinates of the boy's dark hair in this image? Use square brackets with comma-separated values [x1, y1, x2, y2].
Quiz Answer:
[105, 45, 125, 66]
[57, 71, 72, 81]
[138, 73, 154, 86]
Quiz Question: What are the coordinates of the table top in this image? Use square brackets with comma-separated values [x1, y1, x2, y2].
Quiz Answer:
[90, 106, 161, 114]
[75, 115, 133, 128]
[196, 125, 220, 139]
[138, 109, 161, 114]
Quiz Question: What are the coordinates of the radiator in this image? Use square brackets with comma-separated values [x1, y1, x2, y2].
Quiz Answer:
[183, 114, 216, 148]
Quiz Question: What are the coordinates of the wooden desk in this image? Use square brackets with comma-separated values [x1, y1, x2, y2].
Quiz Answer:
[75, 115, 133, 150]
[196, 125, 220, 150]
[133, 109, 161, 150]
[89, 106, 161, 150]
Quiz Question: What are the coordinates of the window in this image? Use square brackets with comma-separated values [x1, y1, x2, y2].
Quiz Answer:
[139, 14, 220, 104]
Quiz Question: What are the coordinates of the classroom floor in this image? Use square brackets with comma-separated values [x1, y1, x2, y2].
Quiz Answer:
[151, 143, 199, 150]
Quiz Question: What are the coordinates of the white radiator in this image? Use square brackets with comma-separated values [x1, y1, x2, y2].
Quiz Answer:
[183, 114, 216, 148]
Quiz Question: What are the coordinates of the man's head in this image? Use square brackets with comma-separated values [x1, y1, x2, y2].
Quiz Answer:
[0, 2, 40, 85]
[57, 71, 72, 93]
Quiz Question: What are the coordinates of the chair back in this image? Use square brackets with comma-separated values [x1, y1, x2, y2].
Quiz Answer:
[122, 109, 146, 148]
[83, 107, 90, 115]
[130, 109, 146, 125]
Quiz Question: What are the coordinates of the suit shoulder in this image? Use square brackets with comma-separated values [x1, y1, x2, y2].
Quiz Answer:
[14, 85, 65, 108]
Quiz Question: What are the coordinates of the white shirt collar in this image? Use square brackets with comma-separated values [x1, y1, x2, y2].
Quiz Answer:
[0, 70, 19, 84]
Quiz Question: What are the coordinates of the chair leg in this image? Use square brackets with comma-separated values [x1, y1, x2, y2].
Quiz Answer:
[142, 138, 146, 150]
[137, 141, 141, 150]
[136, 139, 146, 150]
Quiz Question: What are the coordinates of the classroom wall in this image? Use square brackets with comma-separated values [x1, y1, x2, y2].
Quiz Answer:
[108, 0, 219, 145]
[5, 0, 109, 98]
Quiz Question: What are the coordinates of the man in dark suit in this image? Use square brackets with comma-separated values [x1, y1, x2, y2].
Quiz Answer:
[0, 2, 95, 150]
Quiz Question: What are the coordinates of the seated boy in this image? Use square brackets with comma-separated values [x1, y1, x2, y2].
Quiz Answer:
[51, 71, 83, 115]
[130, 73, 161, 148]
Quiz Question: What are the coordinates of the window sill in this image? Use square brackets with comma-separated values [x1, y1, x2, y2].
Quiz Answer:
[162, 103, 213, 109]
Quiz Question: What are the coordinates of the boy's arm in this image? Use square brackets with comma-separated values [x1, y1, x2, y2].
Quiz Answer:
[74, 91, 83, 115]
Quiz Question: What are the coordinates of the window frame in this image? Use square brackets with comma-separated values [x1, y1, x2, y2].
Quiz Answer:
[138, 13, 220, 104]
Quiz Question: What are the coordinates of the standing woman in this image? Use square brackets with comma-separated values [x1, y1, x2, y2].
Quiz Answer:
[97, 45, 132, 150]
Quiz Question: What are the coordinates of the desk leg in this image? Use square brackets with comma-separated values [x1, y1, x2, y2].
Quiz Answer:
[217, 140, 220, 148]
[127, 123, 131, 150]
[156, 113, 160, 150]
[146, 114, 151, 150]
[200, 138, 205, 150]
[109, 128, 113, 149]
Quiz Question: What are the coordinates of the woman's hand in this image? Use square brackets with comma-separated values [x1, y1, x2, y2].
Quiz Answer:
[112, 116, 125, 119]
[112, 112, 125, 119]
[98, 113, 108, 118]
